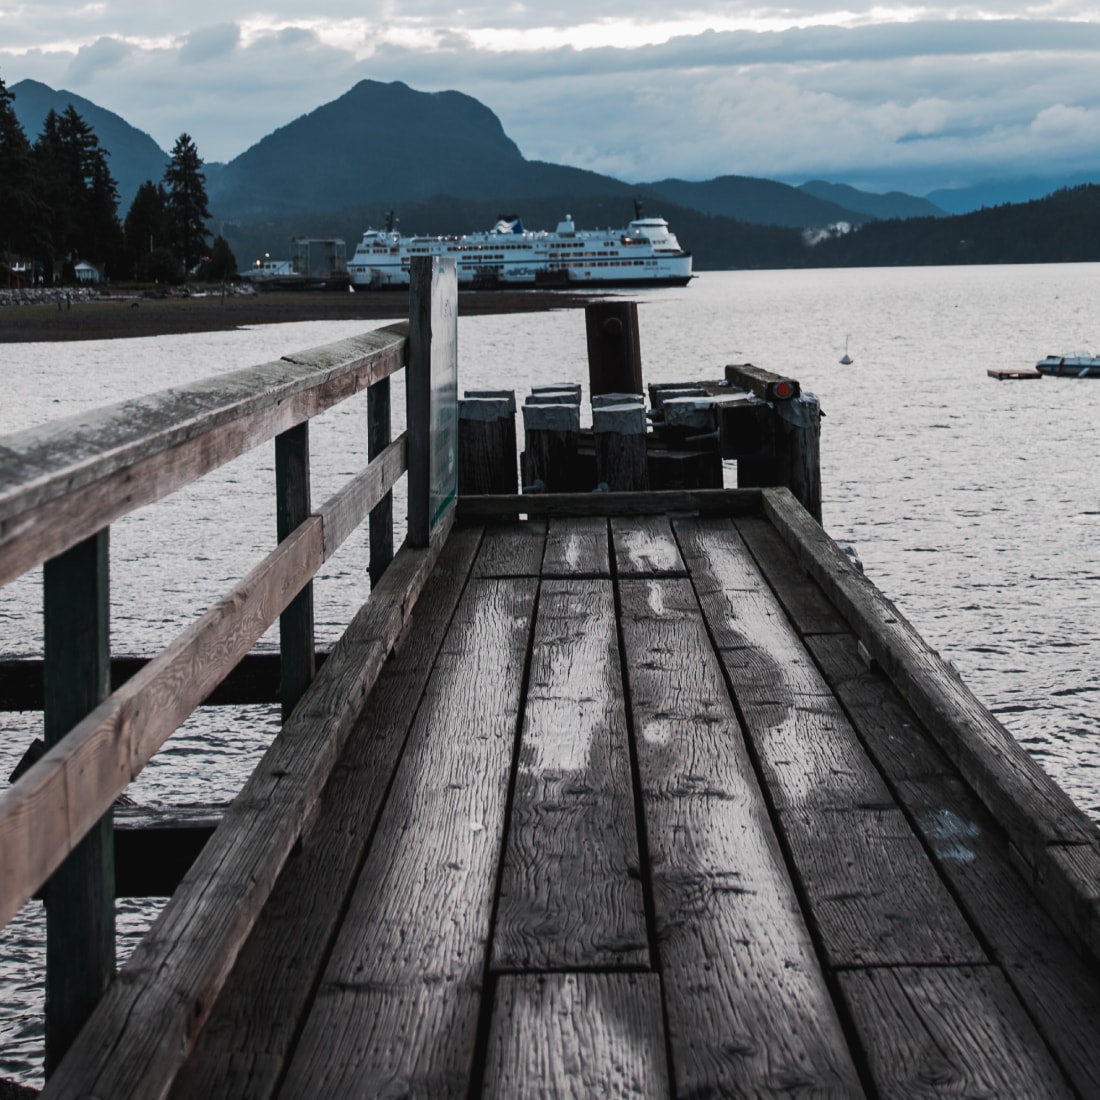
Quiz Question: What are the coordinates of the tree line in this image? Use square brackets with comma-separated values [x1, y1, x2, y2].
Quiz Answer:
[0, 73, 236, 286]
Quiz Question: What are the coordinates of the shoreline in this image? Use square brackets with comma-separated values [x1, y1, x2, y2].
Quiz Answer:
[0, 287, 601, 344]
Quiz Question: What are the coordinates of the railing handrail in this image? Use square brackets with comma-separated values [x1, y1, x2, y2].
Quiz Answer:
[0, 323, 408, 590]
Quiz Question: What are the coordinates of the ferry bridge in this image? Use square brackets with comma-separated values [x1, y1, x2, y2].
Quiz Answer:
[2, 259, 1100, 1098]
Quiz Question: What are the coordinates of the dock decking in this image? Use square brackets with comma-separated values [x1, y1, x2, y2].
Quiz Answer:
[43, 491, 1100, 1099]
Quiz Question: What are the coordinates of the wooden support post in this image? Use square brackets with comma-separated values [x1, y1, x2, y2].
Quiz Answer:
[459, 394, 518, 496]
[368, 377, 393, 587]
[585, 302, 643, 396]
[521, 402, 581, 492]
[42, 529, 112, 1076]
[408, 256, 459, 547]
[276, 422, 315, 720]
[593, 403, 649, 491]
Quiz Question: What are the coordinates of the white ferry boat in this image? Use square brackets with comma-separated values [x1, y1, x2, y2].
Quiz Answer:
[347, 210, 693, 290]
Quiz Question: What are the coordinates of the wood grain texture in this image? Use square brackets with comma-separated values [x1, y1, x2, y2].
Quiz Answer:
[167, 526, 484, 1100]
[317, 431, 407, 559]
[680, 518, 982, 968]
[763, 487, 1093, 853]
[0, 519, 324, 930]
[276, 576, 537, 1099]
[0, 329, 406, 586]
[792, 632, 1100, 1093]
[40, 520, 451, 1100]
[482, 973, 669, 1099]
[617, 575, 863, 1098]
[493, 578, 647, 971]
[735, 515, 848, 636]
[610, 515, 685, 577]
[472, 521, 547, 577]
[839, 966, 1075, 1099]
[541, 515, 609, 577]
[456, 488, 764, 522]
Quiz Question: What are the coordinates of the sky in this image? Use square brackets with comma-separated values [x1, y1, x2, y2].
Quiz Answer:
[3, 0, 1100, 196]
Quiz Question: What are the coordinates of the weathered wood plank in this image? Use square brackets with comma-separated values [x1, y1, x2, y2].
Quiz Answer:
[678, 518, 983, 969]
[40, 519, 451, 1100]
[456, 488, 764, 522]
[318, 431, 407, 560]
[167, 527, 484, 1100]
[763, 487, 1094, 855]
[275, 575, 537, 1098]
[839, 966, 1075, 1098]
[276, 423, 316, 720]
[611, 515, 684, 577]
[482, 973, 669, 1099]
[542, 515, 609, 577]
[42, 529, 114, 1073]
[735, 515, 849, 636]
[617, 575, 864, 1097]
[0, 519, 324, 931]
[367, 375, 394, 585]
[802, 632, 1100, 1097]
[493, 578, 647, 971]
[0, 328, 406, 587]
[472, 521, 546, 577]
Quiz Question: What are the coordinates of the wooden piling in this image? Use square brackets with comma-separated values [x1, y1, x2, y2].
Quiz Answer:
[521, 403, 581, 492]
[724, 364, 821, 523]
[585, 302, 643, 396]
[459, 394, 518, 496]
[593, 403, 649, 492]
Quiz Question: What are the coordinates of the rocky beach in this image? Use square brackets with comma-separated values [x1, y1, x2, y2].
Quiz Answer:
[0, 285, 599, 344]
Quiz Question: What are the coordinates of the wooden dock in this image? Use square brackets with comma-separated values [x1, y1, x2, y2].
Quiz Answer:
[5, 260, 1100, 1097]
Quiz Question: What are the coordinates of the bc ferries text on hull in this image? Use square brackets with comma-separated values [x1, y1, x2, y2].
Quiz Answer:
[346, 213, 693, 290]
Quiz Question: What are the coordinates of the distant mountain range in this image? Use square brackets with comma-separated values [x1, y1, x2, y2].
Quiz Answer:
[8, 77, 1100, 271]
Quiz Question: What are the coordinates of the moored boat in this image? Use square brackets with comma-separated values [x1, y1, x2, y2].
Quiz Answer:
[347, 208, 693, 290]
[1035, 353, 1100, 377]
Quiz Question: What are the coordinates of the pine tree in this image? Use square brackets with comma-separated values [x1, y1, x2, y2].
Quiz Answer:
[0, 73, 38, 267]
[123, 180, 171, 279]
[163, 133, 211, 276]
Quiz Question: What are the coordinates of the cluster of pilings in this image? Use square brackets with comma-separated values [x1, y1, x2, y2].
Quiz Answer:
[456, 301, 822, 521]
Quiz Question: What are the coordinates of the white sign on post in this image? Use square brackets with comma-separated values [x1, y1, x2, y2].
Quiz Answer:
[408, 256, 458, 546]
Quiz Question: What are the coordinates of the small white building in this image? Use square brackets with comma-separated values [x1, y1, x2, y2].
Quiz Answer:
[74, 261, 102, 284]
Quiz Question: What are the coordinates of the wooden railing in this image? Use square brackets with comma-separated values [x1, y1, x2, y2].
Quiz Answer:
[0, 257, 459, 1071]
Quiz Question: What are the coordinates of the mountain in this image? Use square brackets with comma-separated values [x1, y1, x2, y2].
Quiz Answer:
[926, 173, 1100, 214]
[808, 184, 1100, 266]
[798, 180, 944, 219]
[9, 78, 169, 208]
[207, 80, 639, 220]
[640, 175, 871, 228]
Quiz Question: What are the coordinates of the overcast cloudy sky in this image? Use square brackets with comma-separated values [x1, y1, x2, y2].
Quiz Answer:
[3, 0, 1100, 196]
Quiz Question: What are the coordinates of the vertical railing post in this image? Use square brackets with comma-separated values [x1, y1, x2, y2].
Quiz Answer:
[276, 422, 315, 720]
[42, 529, 112, 1076]
[367, 377, 394, 586]
[407, 255, 458, 547]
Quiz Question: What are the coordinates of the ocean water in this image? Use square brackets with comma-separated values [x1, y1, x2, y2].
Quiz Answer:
[2, 264, 1099, 1084]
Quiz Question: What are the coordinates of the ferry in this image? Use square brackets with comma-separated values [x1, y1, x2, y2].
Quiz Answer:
[347, 209, 693, 290]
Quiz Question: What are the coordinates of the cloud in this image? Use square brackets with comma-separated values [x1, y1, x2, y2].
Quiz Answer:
[179, 24, 241, 66]
[66, 36, 132, 83]
[3, 6, 1100, 191]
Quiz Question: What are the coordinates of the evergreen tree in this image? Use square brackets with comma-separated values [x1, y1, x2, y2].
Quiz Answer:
[123, 180, 170, 278]
[163, 133, 211, 276]
[0, 73, 39, 266]
[30, 105, 122, 281]
[197, 234, 238, 281]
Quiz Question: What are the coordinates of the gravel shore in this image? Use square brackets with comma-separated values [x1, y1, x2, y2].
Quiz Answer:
[0, 285, 598, 344]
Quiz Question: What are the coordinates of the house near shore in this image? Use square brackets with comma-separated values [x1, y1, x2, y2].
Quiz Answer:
[74, 261, 103, 285]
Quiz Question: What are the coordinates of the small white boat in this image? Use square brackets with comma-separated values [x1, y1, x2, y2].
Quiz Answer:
[1035, 353, 1100, 378]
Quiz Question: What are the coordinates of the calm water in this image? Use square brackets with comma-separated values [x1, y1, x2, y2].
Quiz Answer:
[2, 265, 1100, 1084]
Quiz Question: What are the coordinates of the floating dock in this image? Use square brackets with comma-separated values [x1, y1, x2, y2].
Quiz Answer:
[3, 260, 1100, 1098]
